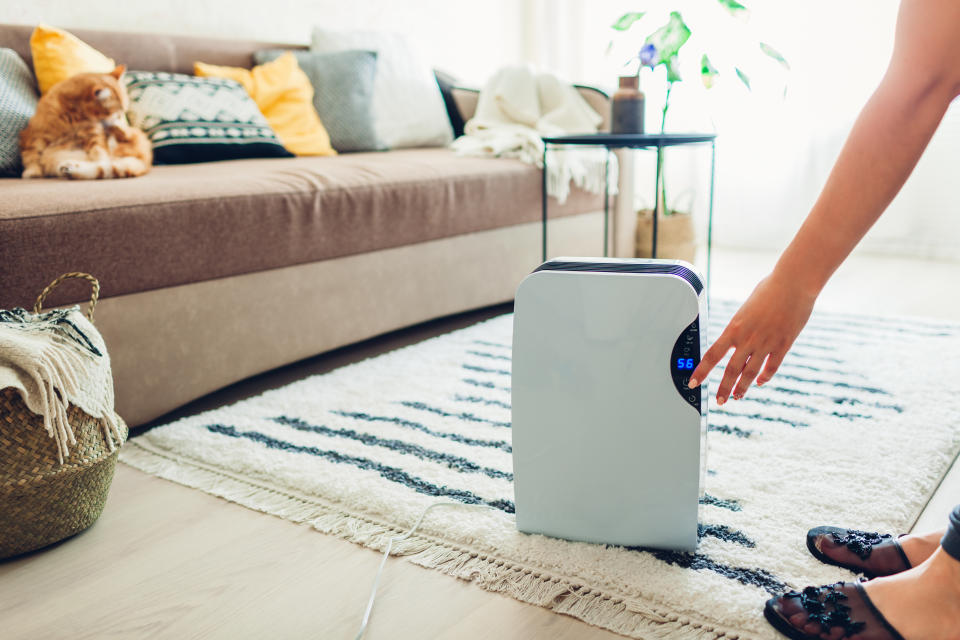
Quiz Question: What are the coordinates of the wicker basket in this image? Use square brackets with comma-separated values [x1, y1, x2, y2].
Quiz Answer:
[635, 209, 697, 263]
[0, 273, 128, 559]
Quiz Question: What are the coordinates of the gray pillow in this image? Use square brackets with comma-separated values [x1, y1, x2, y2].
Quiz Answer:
[0, 49, 39, 177]
[254, 48, 383, 153]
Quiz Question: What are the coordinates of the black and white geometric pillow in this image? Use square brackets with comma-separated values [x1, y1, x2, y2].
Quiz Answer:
[0, 49, 39, 178]
[125, 71, 293, 164]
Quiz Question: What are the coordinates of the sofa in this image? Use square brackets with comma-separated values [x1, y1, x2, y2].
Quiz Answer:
[0, 24, 621, 427]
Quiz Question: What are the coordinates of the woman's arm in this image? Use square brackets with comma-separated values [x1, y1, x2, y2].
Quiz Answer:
[689, 0, 960, 404]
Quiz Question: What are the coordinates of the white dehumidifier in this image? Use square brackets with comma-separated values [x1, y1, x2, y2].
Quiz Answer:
[511, 258, 708, 551]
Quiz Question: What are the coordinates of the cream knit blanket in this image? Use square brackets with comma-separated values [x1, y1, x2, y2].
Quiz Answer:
[0, 307, 123, 463]
[451, 65, 616, 204]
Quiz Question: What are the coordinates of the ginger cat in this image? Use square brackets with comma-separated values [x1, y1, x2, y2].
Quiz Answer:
[20, 65, 152, 179]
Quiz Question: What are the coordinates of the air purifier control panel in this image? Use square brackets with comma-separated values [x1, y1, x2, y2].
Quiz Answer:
[671, 318, 701, 413]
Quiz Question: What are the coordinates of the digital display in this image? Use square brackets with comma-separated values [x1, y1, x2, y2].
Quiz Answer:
[671, 320, 702, 412]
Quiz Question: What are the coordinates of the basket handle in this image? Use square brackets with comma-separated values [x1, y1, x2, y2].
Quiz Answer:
[33, 272, 100, 322]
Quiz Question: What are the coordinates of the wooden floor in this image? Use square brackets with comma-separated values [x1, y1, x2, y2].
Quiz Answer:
[2, 248, 959, 639]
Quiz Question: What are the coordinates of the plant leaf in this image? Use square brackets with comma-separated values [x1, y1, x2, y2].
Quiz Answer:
[716, 0, 748, 14]
[760, 42, 790, 70]
[612, 11, 645, 31]
[700, 53, 719, 89]
[735, 67, 751, 90]
[665, 55, 682, 83]
[643, 11, 692, 66]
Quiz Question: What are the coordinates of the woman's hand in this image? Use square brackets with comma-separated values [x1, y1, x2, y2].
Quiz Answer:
[684, 0, 960, 406]
[688, 271, 817, 405]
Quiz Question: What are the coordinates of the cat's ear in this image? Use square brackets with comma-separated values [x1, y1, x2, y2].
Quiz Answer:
[110, 65, 126, 80]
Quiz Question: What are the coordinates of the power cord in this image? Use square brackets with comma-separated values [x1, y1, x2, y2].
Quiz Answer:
[354, 502, 496, 640]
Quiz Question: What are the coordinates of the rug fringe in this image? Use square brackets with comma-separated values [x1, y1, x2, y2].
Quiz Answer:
[120, 441, 752, 640]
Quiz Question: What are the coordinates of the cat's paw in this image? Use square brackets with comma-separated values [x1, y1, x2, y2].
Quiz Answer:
[57, 160, 81, 179]
[21, 165, 41, 179]
[58, 159, 107, 179]
[112, 157, 148, 178]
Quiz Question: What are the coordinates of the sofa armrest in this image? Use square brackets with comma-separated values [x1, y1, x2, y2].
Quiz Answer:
[573, 85, 611, 132]
[452, 85, 611, 132]
[451, 87, 480, 128]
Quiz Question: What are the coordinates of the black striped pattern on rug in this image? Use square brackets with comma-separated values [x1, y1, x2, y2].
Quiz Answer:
[128, 301, 959, 634]
[185, 304, 958, 596]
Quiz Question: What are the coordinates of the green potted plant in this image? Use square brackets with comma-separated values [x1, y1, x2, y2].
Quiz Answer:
[610, 2, 788, 260]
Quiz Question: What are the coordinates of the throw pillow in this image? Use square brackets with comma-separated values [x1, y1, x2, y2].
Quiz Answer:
[194, 53, 335, 157]
[0, 49, 39, 177]
[30, 24, 115, 94]
[310, 29, 453, 149]
[124, 71, 293, 165]
[253, 49, 383, 153]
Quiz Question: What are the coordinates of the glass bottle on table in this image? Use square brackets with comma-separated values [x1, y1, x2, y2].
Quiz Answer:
[611, 75, 645, 134]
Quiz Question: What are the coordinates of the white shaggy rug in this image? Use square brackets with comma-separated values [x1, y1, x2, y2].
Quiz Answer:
[121, 301, 960, 639]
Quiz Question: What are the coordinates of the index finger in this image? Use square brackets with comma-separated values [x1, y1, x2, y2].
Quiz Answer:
[688, 335, 731, 388]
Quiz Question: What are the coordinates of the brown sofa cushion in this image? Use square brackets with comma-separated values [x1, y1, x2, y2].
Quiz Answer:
[0, 149, 600, 308]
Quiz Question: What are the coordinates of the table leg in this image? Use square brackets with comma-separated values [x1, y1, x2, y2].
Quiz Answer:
[707, 140, 717, 298]
[652, 144, 662, 259]
[541, 145, 548, 262]
[603, 150, 610, 257]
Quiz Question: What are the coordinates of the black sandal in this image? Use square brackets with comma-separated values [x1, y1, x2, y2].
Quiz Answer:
[807, 526, 911, 579]
[764, 581, 906, 640]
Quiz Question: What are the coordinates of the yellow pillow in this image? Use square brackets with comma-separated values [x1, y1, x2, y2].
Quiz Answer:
[30, 24, 116, 94]
[195, 53, 335, 157]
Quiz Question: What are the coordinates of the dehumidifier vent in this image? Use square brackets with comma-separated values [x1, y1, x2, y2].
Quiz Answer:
[534, 259, 703, 293]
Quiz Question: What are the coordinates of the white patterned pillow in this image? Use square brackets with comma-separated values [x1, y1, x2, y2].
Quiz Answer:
[310, 29, 453, 150]
[0, 49, 38, 178]
[124, 71, 293, 164]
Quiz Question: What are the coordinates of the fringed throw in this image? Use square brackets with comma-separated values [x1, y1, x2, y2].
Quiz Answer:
[0, 307, 123, 463]
[451, 65, 617, 205]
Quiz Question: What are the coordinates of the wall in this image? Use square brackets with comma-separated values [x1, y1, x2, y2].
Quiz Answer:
[0, 0, 523, 86]
[533, 0, 960, 262]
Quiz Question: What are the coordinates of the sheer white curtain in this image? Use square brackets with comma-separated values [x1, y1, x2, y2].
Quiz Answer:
[521, 0, 960, 260]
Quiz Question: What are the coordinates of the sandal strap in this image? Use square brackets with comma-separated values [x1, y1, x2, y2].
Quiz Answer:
[853, 581, 907, 640]
[892, 535, 912, 570]
[833, 529, 893, 560]
[789, 583, 864, 636]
